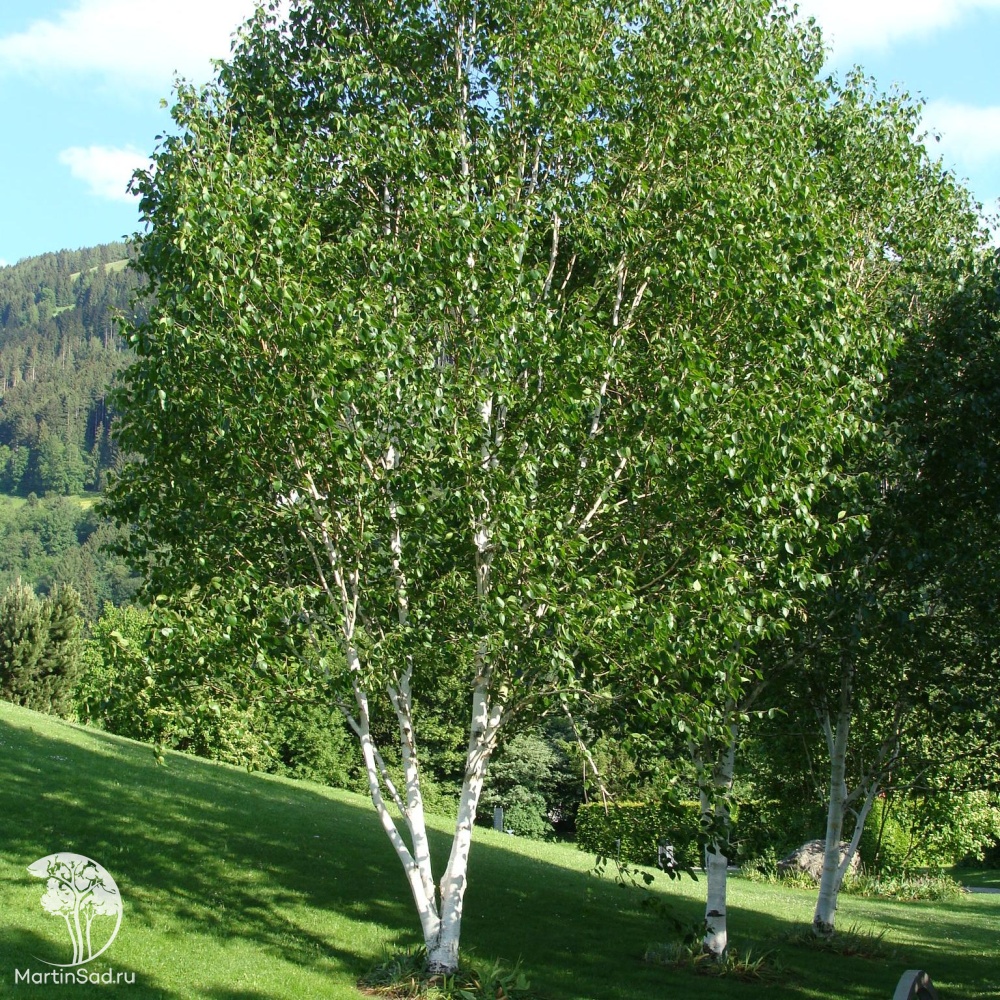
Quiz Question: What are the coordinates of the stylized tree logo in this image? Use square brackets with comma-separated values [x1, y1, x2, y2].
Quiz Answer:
[26, 853, 123, 967]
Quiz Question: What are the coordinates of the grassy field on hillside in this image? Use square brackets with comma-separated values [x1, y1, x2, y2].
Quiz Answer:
[0, 493, 26, 516]
[0, 701, 997, 999]
[0, 492, 98, 514]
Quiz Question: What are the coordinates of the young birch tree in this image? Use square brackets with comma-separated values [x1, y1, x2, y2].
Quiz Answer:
[600, 58, 988, 961]
[783, 86, 993, 936]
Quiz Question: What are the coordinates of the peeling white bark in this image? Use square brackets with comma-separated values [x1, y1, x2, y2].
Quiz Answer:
[703, 843, 730, 959]
[700, 726, 737, 959]
[354, 673, 443, 950]
[427, 680, 501, 972]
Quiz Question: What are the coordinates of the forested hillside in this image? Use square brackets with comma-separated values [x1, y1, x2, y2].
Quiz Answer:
[0, 244, 142, 613]
[0, 242, 144, 495]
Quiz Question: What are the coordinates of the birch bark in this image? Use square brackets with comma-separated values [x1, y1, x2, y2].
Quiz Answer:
[813, 666, 853, 936]
[700, 724, 737, 958]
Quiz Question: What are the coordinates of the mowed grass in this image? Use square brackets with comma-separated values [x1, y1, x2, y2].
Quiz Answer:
[0, 700, 997, 1000]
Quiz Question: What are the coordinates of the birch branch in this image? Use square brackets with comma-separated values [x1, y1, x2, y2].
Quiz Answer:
[561, 698, 612, 811]
[578, 453, 629, 533]
[539, 213, 560, 302]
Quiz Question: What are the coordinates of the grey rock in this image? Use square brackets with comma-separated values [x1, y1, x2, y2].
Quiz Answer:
[777, 839, 860, 882]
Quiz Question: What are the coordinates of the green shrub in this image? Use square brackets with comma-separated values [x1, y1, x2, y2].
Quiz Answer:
[576, 799, 703, 867]
[859, 797, 912, 874]
[77, 601, 362, 787]
[841, 871, 966, 901]
[480, 730, 568, 838]
[75, 603, 162, 740]
[733, 797, 826, 862]
[859, 792, 1000, 874]
[739, 846, 780, 882]
[269, 704, 357, 788]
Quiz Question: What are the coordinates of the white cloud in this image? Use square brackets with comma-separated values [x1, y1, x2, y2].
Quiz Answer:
[0, 0, 265, 89]
[922, 101, 1000, 170]
[0, 259, 9, 269]
[58, 145, 148, 201]
[794, 0, 1000, 58]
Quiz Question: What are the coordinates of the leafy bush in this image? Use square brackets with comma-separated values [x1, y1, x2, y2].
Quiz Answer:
[739, 847, 787, 883]
[841, 871, 966, 901]
[77, 600, 363, 785]
[270, 704, 356, 788]
[576, 799, 703, 867]
[859, 791, 1000, 874]
[75, 603, 156, 735]
[858, 797, 913, 874]
[732, 797, 826, 862]
[479, 731, 564, 838]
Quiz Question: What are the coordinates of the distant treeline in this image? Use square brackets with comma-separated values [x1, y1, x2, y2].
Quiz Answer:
[0, 242, 145, 495]
[0, 495, 138, 619]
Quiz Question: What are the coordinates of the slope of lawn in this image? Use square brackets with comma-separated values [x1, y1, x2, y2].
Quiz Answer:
[0, 700, 997, 1000]
[951, 867, 1000, 890]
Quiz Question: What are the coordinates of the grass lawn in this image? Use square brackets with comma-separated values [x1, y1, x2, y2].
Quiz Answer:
[950, 867, 1000, 890]
[0, 701, 997, 1000]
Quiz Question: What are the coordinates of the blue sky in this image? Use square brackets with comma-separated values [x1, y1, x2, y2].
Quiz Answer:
[1, 0, 998, 266]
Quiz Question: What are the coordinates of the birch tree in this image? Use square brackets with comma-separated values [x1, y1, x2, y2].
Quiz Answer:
[106, 0, 982, 973]
[607, 68, 990, 957]
[789, 167, 994, 937]
[111, 0, 649, 970]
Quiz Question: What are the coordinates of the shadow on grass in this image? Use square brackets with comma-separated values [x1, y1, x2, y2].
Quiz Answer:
[204, 992, 289, 1000]
[2, 927, 173, 998]
[0, 715, 412, 986]
[1, 709, 996, 1000]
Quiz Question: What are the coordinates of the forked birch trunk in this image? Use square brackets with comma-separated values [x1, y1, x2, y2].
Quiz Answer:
[425, 680, 501, 972]
[813, 666, 853, 937]
[353, 663, 502, 975]
[304, 477, 502, 974]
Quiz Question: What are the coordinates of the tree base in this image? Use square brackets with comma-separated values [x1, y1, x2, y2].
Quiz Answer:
[358, 947, 536, 997]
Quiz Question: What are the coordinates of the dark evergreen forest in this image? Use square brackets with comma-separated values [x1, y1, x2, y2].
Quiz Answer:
[0, 242, 144, 495]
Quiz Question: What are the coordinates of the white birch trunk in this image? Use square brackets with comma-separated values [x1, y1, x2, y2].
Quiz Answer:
[423, 368, 500, 973]
[389, 671, 438, 908]
[703, 838, 731, 958]
[425, 678, 502, 972]
[353, 671, 443, 949]
[701, 724, 737, 959]
[813, 669, 853, 937]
